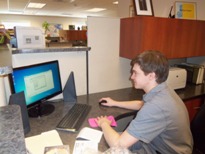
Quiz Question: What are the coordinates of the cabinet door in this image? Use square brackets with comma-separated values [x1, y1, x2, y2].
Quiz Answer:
[169, 19, 197, 58]
[120, 16, 174, 59]
[195, 20, 205, 56]
[184, 98, 204, 122]
[120, 17, 139, 59]
[120, 16, 205, 59]
[67, 30, 87, 41]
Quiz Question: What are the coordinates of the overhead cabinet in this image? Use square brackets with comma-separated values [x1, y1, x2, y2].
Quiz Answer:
[120, 16, 205, 59]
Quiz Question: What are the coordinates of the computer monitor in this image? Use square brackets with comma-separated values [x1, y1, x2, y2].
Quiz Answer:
[9, 60, 62, 117]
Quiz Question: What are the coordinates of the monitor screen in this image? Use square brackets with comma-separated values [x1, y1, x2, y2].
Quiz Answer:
[9, 60, 62, 117]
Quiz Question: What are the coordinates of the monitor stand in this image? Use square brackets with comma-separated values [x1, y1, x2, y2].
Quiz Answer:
[28, 102, 55, 118]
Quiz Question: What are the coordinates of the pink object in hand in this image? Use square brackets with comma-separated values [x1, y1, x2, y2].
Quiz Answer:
[88, 116, 117, 127]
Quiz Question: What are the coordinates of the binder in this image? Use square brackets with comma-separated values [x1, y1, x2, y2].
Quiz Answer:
[176, 63, 204, 84]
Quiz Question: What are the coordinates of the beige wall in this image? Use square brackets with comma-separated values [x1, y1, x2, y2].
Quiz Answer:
[87, 17, 131, 94]
[0, 14, 86, 30]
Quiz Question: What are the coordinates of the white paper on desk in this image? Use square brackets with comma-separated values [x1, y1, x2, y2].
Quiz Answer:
[25, 130, 63, 154]
[73, 140, 98, 154]
[76, 127, 103, 143]
[73, 127, 103, 154]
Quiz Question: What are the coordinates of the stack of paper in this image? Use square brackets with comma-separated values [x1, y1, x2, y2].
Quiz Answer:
[25, 130, 63, 154]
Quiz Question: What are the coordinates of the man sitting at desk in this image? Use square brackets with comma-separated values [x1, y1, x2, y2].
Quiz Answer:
[95, 51, 193, 154]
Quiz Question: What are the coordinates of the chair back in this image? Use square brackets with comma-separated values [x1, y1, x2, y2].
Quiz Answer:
[191, 102, 205, 153]
[114, 111, 137, 132]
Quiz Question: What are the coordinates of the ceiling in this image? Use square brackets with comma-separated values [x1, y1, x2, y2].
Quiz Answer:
[0, 0, 119, 18]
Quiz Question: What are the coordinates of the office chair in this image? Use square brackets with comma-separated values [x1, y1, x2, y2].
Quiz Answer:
[191, 102, 205, 154]
[113, 111, 138, 132]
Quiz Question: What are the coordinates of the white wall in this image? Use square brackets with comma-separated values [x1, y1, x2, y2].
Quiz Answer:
[87, 17, 132, 94]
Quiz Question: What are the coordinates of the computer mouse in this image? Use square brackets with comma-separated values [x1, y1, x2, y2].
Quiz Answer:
[99, 100, 107, 106]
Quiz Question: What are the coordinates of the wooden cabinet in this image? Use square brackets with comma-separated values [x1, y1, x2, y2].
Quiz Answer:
[59, 30, 87, 41]
[120, 16, 205, 59]
[67, 30, 87, 41]
[184, 98, 204, 122]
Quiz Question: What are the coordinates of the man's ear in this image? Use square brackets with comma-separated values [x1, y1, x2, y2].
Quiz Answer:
[148, 72, 156, 81]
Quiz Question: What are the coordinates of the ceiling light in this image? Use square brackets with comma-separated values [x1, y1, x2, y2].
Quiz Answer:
[61, 13, 73, 16]
[27, 3, 46, 9]
[86, 8, 106, 12]
[113, 1, 119, 5]
[8, 10, 24, 14]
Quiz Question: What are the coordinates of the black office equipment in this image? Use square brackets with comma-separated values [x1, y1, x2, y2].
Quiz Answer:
[56, 103, 91, 132]
[9, 91, 31, 134]
[99, 100, 107, 106]
[168, 6, 175, 18]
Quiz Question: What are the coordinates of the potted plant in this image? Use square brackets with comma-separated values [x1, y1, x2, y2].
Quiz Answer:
[42, 21, 50, 36]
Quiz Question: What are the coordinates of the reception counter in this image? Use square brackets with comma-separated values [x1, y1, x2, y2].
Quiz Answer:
[12, 46, 91, 54]
[11, 46, 91, 95]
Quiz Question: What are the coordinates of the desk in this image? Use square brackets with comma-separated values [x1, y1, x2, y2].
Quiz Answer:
[25, 88, 143, 152]
[25, 84, 205, 153]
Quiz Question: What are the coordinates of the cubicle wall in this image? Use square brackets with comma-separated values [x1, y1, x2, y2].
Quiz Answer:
[87, 17, 132, 94]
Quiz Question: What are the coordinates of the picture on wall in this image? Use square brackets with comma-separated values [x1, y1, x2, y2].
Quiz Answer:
[175, 2, 197, 20]
[46, 23, 63, 37]
[134, 0, 154, 16]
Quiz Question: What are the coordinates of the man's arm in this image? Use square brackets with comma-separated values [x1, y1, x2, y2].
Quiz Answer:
[99, 97, 144, 110]
[96, 116, 138, 148]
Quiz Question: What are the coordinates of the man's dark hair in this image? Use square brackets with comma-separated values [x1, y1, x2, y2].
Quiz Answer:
[131, 50, 169, 84]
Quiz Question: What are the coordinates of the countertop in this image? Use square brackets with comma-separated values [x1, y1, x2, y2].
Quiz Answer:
[0, 105, 27, 154]
[176, 83, 205, 101]
[127, 83, 205, 101]
[12, 46, 91, 54]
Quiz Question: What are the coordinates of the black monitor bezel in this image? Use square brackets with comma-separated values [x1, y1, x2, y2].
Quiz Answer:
[9, 60, 62, 116]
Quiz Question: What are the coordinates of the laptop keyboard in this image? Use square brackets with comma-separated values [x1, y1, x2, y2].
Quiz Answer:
[56, 103, 91, 132]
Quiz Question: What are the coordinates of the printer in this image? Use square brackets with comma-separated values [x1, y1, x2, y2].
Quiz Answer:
[166, 67, 187, 90]
[14, 26, 45, 49]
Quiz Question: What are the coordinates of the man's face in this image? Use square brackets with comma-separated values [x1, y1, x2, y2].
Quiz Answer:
[130, 64, 150, 89]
